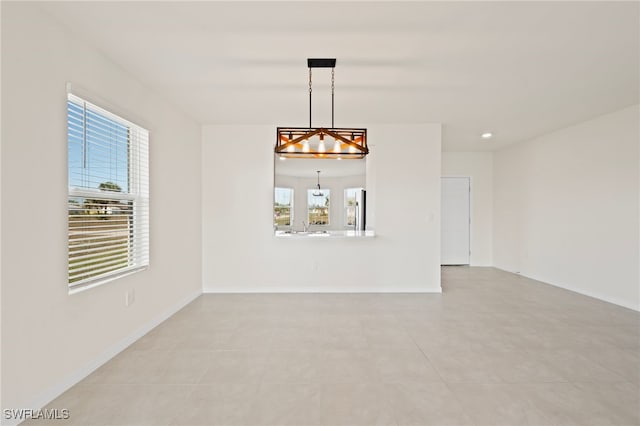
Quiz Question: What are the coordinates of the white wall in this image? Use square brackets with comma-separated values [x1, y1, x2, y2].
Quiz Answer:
[493, 105, 640, 310]
[441, 152, 493, 266]
[202, 124, 442, 292]
[275, 174, 366, 231]
[1, 2, 202, 415]
[0, 2, 4, 411]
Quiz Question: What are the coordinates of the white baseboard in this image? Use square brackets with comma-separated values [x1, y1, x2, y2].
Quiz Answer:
[493, 267, 640, 312]
[3, 289, 201, 426]
[203, 285, 442, 293]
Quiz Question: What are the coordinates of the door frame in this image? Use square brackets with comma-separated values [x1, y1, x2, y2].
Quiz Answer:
[441, 176, 472, 265]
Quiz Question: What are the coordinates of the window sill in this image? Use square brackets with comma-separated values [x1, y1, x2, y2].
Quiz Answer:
[68, 266, 148, 295]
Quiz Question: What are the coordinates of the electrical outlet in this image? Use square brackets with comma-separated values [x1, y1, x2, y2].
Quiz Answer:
[125, 289, 135, 307]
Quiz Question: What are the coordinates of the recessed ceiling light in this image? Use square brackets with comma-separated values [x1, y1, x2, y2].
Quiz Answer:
[481, 132, 493, 139]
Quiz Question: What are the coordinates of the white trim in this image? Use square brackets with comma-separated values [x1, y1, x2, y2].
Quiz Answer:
[68, 266, 148, 295]
[307, 188, 331, 227]
[440, 176, 471, 266]
[203, 286, 442, 294]
[66, 83, 150, 130]
[493, 267, 640, 312]
[4, 290, 202, 426]
[273, 186, 294, 229]
[66, 92, 150, 289]
[441, 174, 487, 266]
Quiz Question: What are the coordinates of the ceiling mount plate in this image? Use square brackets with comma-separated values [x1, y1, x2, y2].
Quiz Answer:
[307, 58, 336, 68]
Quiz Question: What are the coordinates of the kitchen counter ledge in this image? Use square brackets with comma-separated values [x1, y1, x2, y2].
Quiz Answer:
[274, 230, 375, 238]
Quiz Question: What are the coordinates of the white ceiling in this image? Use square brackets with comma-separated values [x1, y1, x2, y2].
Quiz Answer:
[41, 1, 639, 151]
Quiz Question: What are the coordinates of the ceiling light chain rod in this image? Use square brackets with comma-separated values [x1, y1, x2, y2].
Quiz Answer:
[331, 68, 335, 129]
[309, 68, 313, 129]
[275, 58, 368, 159]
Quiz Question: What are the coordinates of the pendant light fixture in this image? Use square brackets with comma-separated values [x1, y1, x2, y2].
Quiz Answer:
[276, 58, 368, 159]
[312, 170, 324, 197]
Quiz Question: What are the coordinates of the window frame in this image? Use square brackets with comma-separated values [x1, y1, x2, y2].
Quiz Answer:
[274, 187, 294, 228]
[307, 189, 331, 226]
[67, 93, 149, 293]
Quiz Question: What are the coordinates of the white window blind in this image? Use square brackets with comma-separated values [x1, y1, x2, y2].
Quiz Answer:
[67, 93, 149, 289]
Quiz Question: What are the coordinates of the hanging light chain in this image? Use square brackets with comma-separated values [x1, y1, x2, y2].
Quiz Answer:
[309, 68, 313, 128]
[331, 68, 335, 95]
[276, 59, 368, 159]
[331, 67, 335, 129]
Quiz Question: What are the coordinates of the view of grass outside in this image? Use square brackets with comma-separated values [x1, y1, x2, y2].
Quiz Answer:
[274, 206, 291, 226]
[274, 187, 293, 226]
[308, 190, 330, 225]
[68, 196, 132, 284]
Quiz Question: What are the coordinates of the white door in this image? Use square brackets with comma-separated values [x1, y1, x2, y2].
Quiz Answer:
[441, 177, 470, 265]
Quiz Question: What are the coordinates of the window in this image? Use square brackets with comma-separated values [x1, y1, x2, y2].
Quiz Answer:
[67, 93, 149, 290]
[274, 187, 293, 227]
[308, 189, 330, 225]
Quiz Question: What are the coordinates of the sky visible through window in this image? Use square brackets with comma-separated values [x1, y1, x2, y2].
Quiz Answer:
[274, 187, 292, 206]
[67, 100, 129, 192]
[307, 190, 329, 208]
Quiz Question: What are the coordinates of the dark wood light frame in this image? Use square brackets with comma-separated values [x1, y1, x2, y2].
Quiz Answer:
[275, 127, 368, 159]
[275, 58, 369, 159]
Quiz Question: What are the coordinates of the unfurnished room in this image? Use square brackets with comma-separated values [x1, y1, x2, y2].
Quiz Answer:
[1, 1, 639, 425]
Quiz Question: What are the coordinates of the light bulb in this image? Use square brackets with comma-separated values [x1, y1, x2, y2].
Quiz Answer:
[287, 144, 295, 153]
[318, 140, 326, 153]
[302, 140, 310, 153]
[349, 145, 357, 154]
[333, 140, 341, 153]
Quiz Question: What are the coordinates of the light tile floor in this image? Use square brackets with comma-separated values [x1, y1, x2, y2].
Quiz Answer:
[27, 267, 640, 425]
